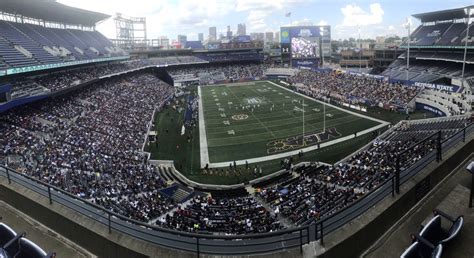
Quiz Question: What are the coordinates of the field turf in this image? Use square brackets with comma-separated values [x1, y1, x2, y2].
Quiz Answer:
[201, 81, 380, 163]
[147, 82, 433, 185]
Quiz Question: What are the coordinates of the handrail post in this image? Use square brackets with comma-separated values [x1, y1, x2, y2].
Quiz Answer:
[391, 177, 395, 197]
[315, 221, 318, 240]
[463, 127, 466, 142]
[108, 213, 111, 234]
[436, 131, 442, 162]
[320, 221, 324, 246]
[196, 237, 200, 257]
[48, 187, 52, 205]
[300, 228, 303, 254]
[306, 226, 310, 243]
[395, 155, 400, 194]
[6, 168, 11, 184]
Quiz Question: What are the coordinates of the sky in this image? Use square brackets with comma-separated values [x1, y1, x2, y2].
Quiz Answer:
[58, 0, 472, 41]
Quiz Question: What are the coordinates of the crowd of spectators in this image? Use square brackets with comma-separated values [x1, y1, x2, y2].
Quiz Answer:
[289, 70, 422, 108]
[1, 61, 471, 235]
[257, 165, 360, 225]
[257, 116, 470, 224]
[1, 72, 176, 223]
[8, 56, 208, 94]
[158, 196, 282, 234]
[168, 63, 267, 85]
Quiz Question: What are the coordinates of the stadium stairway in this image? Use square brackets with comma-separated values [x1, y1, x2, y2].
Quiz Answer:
[157, 166, 171, 183]
[172, 187, 192, 203]
[159, 183, 194, 203]
[252, 191, 296, 229]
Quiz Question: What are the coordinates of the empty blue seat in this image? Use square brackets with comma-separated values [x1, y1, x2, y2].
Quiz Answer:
[0, 223, 16, 246]
[14, 238, 48, 258]
[400, 234, 442, 258]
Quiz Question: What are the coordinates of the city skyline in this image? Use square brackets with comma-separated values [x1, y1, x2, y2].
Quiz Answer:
[57, 0, 472, 41]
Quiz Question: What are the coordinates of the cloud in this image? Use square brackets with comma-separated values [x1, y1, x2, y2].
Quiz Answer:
[241, 0, 314, 32]
[289, 18, 314, 26]
[317, 20, 328, 26]
[247, 10, 271, 31]
[58, 0, 313, 39]
[340, 3, 384, 27]
[235, 0, 312, 12]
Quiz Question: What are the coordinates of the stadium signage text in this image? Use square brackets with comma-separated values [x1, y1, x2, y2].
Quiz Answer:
[413, 82, 460, 93]
[416, 103, 446, 116]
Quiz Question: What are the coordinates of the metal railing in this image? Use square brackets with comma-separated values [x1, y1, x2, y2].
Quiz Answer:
[0, 122, 472, 256]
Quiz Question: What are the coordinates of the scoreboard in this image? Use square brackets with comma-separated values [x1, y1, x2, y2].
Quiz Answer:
[280, 26, 331, 69]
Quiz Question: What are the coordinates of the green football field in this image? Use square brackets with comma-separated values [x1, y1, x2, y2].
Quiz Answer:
[201, 81, 382, 163]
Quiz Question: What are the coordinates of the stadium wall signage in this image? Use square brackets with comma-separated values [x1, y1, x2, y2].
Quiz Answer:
[0, 94, 48, 113]
[412, 82, 462, 93]
[292, 59, 318, 69]
[1, 56, 130, 77]
[387, 78, 462, 93]
[415, 103, 446, 116]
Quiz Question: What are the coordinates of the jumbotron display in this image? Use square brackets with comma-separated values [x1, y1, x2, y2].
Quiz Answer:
[291, 37, 320, 58]
[281, 25, 331, 69]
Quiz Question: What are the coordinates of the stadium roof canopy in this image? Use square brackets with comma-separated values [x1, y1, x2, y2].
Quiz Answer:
[413, 5, 474, 23]
[0, 0, 110, 26]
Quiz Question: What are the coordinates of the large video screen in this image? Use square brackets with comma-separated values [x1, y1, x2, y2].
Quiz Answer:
[291, 37, 320, 59]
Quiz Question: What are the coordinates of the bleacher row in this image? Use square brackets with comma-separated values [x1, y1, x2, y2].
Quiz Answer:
[3, 56, 208, 100]
[255, 116, 471, 226]
[0, 222, 53, 258]
[409, 21, 472, 47]
[1, 67, 472, 236]
[0, 20, 125, 69]
[159, 117, 470, 234]
[195, 52, 264, 63]
[167, 63, 267, 85]
[381, 59, 474, 83]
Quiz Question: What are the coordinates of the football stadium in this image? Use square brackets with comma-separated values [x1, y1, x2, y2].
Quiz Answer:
[0, 0, 473, 257]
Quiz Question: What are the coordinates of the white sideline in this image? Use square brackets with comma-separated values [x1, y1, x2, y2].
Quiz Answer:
[198, 86, 210, 167]
[199, 81, 389, 168]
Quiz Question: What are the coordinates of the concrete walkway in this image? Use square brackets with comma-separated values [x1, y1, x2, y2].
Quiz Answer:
[0, 200, 93, 257]
[362, 154, 474, 258]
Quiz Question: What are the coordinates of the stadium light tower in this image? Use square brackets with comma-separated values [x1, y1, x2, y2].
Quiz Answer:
[320, 27, 325, 68]
[302, 98, 305, 146]
[405, 17, 412, 82]
[461, 7, 472, 89]
[358, 25, 362, 73]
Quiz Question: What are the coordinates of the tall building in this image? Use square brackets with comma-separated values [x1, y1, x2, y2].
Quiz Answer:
[250, 32, 265, 41]
[265, 32, 274, 42]
[154, 36, 169, 49]
[198, 33, 204, 42]
[209, 27, 217, 41]
[177, 34, 187, 47]
[275, 32, 280, 43]
[237, 23, 246, 36]
[226, 25, 233, 39]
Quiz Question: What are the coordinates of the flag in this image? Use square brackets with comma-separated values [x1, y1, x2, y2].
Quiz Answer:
[285, 12, 291, 17]
[403, 17, 412, 29]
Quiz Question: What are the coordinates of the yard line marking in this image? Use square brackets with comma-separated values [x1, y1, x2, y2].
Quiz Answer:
[248, 82, 321, 133]
[227, 85, 276, 138]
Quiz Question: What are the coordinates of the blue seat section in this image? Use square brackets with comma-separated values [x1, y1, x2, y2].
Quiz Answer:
[0, 20, 125, 69]
[408, 21, 472, 47]
[0, 21, 61, 66]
